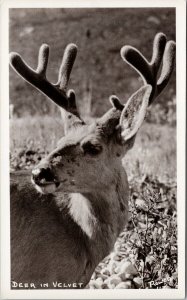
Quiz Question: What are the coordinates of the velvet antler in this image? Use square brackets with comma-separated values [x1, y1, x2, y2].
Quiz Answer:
[120, 33, 176, 105]
[9, 43, 80, 117]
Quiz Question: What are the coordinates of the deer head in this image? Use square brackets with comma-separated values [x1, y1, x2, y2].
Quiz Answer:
[9, 33, 175, 195]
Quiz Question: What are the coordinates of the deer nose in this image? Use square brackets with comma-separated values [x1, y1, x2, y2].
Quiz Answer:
[32, 167, 55, 185]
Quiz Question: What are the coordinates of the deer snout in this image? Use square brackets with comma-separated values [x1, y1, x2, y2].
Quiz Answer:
[31, 167, 60, 188]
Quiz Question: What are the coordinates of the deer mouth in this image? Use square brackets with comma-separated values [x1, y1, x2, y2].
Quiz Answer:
[38, 181, 61, 188]
[31, 177, 61, 194]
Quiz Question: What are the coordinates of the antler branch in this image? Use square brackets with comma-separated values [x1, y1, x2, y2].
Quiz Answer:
[9, 43, 80, 116]
[120, 33, 176, 105]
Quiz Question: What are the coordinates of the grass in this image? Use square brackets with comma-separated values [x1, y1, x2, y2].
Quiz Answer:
[124, 123, 176, 182]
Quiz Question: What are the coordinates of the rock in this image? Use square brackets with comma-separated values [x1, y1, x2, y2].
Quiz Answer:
[101, 268, 110, 276]
[92, 282, 100, 289]
[89, 279, 94, 285]
[133, 277, 143, 288]
[117, 251, 126, 257]
[108, 283, 116, 289]
[146, 255, 156, 265]
[89, 285, 95, 289]
[119, 272, 134, 281]
[114, 266, 121, 274]
[95, 277, 103, 286]
[100, 273, 108, 280]
[89, 280, 100, 289]
[124, 280, 132, 288]
[108, 275, 122, 286]
[139, 222, 147, 229]
[119, 272, 126, 281]
[108, 261, 117, 274]
[125, 273, 134, 280]
[115, 281, 131, 289]
[114, 244, 121, 251]
[135, 199, 148, 211]
[90, 273, 96, 280]
[119, 261, 138, 276]
[95, 266, 103, 274]
[110, 253, 120, 261]
[101, 283, 109, 289]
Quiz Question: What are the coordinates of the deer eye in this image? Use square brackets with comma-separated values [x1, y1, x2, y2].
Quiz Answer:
[81, 141, 103, 156]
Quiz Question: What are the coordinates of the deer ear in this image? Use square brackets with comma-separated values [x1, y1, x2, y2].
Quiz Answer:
[119, 85, 152, 143]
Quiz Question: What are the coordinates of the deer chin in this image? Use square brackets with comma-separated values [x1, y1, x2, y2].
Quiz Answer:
[31, 178, 61, 194]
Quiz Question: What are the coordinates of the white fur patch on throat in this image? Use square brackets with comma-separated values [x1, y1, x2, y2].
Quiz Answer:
[68, 194, 97, 238]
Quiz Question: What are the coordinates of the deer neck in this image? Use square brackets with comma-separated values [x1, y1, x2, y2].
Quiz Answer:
[66, 167, 129, 242]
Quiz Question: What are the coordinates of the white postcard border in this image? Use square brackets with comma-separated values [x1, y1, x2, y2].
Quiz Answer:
[0, 0, 186, 299]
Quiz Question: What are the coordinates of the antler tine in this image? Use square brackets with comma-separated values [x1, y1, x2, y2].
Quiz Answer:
[120, 33, 175, 105]
[56, 43, 80, 118]
[57, 43, 77, 90]
[109, 95, 124, 111]
[150, 33, 166, 70]
[36, 44, 49, 76]
[156, 40, 176, 97]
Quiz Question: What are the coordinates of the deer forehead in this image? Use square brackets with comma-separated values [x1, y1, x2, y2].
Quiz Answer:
[57, 122, 107, 148]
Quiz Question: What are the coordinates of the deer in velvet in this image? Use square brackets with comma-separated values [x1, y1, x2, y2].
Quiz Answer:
[9, 33, 175, 288]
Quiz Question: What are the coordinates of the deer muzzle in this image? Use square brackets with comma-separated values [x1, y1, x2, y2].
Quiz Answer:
[31, 167, 61, 194]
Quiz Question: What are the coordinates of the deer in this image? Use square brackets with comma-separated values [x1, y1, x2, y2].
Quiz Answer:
[9, 32, 175, 288]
